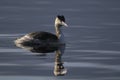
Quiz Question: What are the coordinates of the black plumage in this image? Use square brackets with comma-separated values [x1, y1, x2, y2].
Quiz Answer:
[27, 31, 58, 41]
[57, 15, 65, 22]
[20, 32, 59, 53]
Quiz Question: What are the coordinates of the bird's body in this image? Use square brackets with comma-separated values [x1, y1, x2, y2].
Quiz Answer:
[14, 15, 68, 53]
[15, 31, 59, 53]
[21, 31, 59, 46]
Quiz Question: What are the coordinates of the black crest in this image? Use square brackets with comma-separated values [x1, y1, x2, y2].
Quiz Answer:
[57, 15, 65, 22]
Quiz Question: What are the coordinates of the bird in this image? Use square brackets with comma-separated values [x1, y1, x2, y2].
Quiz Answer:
[14, 15, 68, 53]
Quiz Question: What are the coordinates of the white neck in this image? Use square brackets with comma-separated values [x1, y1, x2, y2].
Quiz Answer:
[55, 24, 65, 43]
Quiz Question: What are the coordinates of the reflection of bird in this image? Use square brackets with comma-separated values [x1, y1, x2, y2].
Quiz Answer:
[14, 15, 68, 53]
[54, 49, 67, 76]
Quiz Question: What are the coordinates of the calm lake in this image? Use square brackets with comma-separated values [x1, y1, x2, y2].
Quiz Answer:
[0, 0, 120, 80]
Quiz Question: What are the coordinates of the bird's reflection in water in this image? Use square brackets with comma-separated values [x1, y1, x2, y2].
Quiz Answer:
[54, 44, 67, 76]
[14, 42, 67, 76]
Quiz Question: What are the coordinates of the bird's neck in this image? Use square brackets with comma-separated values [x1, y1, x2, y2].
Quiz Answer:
[55, 27, 61, 37]
[55, 25, 65, 43]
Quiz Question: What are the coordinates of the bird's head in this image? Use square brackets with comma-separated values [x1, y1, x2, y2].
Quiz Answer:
[55, 15, 68, 28]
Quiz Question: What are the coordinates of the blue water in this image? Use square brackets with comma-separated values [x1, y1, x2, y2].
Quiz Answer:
[0, 0, 120, 80]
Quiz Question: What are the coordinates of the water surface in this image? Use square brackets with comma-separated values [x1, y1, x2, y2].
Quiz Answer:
[0, 0, 120, 80]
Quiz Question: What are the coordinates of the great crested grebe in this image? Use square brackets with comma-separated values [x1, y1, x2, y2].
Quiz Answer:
[14, 15, 68, 53]
[14, 15, 68, 76]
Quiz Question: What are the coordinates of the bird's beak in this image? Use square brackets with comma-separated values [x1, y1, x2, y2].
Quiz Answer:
[62, 21, 68, 27]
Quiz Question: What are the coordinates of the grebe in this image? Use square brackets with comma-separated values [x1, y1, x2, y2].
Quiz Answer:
[14, 15, 68, 53]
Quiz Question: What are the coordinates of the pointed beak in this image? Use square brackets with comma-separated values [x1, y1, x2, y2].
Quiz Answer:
[62, 21, 68, 27]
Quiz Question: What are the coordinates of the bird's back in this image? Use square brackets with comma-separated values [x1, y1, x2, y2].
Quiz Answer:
[27, 31, 58, 41]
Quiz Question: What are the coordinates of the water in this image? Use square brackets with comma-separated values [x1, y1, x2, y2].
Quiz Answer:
[0, 0, 120, 80]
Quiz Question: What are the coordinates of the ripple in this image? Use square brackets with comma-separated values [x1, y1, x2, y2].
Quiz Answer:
[60, 9, 81, 12]
[0, 34, 24, 39]
[102, 23, 120, 26]
[70, 25, 105, 29]
[65, 62, 120, 71]
[0, 48, 27, 53]
[68, 50, 120, 54]
[41, 62, 120, 71]
[0, 76, 56, 80]
[0, 34, 23, 37]
[0, 48, 47, 56]
[35, 1, 53, 5]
